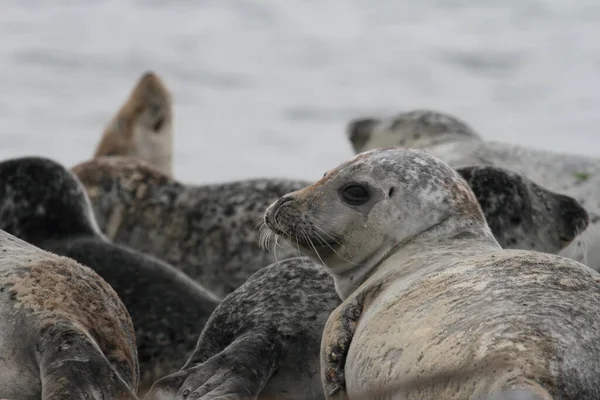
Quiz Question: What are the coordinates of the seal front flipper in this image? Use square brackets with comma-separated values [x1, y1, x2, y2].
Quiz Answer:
[321, 285, 381, 400]
[39, 324, 139, 400]
[147, 330, 282, 400]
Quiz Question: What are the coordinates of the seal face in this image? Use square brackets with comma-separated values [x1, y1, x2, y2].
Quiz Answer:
[0, 156, 220, 390]
[345, 109, 600, 269]
[72, 156, 307, 298]
[94, 71, 173, 176]
[147, 257, 341, 400]
[456, 165, 589, 253]
[265, 148, 600, 400]
[0, 229, 139, 399]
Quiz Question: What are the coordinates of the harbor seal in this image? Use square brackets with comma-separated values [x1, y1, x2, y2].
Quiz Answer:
[264, 147, 600, 399]
[345, 109, 600, 268]
[70, 157, 586, 298]
[146, 257, 341, 400]
[94, 71, 173, 176]
[0, 229, 139, 399]
[0, 156, 220, 390]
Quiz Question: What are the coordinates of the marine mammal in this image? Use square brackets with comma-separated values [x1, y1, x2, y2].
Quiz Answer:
[346, 109, 600, 267]
[265, 147, 600, 399]
[146, 257, 340, 400]
[0, 229, 139, 399]
[94, 71, 173, 176]
[0, 156, 220, 389]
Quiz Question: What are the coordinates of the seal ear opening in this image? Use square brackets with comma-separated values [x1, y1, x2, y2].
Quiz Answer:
[388, 187, 395, 197]
[152, 116, 165, 132]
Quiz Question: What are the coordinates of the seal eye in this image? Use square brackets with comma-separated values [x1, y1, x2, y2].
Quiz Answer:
[341, 184, 370, 206]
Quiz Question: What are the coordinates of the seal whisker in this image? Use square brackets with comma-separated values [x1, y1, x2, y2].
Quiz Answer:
[300, 228, 328, 268]
[312, 227, 360, 267]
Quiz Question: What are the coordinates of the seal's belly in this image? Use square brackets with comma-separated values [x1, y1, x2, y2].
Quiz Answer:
[344, 253, 600, 399]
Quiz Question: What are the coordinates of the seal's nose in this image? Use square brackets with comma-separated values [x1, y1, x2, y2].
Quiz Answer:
[264, 195, 295, 232]
[558, 194, 589, 242]
[346, 118, 377, 152]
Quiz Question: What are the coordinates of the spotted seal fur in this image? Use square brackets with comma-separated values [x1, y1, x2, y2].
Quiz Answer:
[71, 156, 586, 298]
[94, 71, 173, 176]
[265, 147, 600, 400]
[0, 229, 139, 399]
[0, 156, 220, 390]
[346, 109, 599, 267]
[146, 257, 340, 400]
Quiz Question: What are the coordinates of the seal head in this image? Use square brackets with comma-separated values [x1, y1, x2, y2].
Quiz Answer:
[346, 109, 481, 153]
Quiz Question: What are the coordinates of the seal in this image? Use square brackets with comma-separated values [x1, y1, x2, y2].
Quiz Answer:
[70, 157, 586, 298]
[146, 256, 341, 400]
[0, 156, 221, 390]
[94, 71, 174, 176]
[264, 147, 600, 400]
[71, 156, 306, 299]
[0, 228, 139, 399]
[345, 109, 600, 268]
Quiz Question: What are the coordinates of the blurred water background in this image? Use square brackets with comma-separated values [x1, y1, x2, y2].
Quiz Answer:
[1, 0, 599, 183]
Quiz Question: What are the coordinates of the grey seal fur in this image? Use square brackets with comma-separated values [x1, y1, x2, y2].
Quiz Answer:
[0, 229, 139, 399]
[71, 157, 585, 298]
[0, 156, 220, 389]
[146, 257, 341, 400]
[264, 147, 600, 400]
[346, 109, 600, 268]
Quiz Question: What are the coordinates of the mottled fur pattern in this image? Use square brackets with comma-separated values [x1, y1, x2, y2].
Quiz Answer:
[346, 109, 600, 268]
[265, 148, 600, 399]
[0, 156, 220, 390]
[94, 71, 173, 176]
[147, 257, 341, 400]
[457, 165, 589, 254]
[72, 156, 307, 299]
[0, 229, 139, 399]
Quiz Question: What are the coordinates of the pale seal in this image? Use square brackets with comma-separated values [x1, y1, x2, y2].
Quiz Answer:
[146, 257, 341, 400]
[346, 109, 600, 268]
[70, 157, 586, 298]
[0, 229, 139, 399]
[0, 156, 220, 390]
[94, 71, 173, 176]
[264, 147, 600, 400]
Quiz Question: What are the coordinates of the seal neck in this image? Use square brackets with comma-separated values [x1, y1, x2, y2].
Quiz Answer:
[334, 217, 500, 300]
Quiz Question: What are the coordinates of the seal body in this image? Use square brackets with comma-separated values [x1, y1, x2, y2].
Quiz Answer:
[0, 156, 220, 389]
[0, 229, 139, 399]
[94, 71, 173, 176]
[346, 109, 600, 268]
[72, 156, 306, 298]
[147, 257, 341, 400]
[265, 147, 600, 399]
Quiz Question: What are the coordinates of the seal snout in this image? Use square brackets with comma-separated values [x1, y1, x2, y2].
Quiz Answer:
[346, 118, 377, 152]
[264, 195, 296, 236]
[557, 194, 589, 242]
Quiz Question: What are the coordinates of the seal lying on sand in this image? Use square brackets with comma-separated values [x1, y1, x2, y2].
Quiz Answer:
[346, 109, 599, 267]
[0, 156, 220, 389]
[71, 156, 585, 298]
[142, 162, 586, 399]
[0, 229, 139, 399]
[146, 257, 341, 400]
[265, 147, 600, 400]
[94, 71, 173, 176]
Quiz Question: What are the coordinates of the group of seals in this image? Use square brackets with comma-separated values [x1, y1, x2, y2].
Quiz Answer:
[94, 71, 174, 177]
[346, 109, 600, 268]
[264, 147, 600, 399]
[0, 156, 220, 390]
[0, 229, 139, 399]
[70, 155, 588, 300]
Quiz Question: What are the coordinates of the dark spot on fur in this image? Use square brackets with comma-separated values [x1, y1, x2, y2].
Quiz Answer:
[389, 187, 395, 197]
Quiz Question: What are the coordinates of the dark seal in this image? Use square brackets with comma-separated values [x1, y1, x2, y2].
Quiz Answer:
[0, 156, 221, 390]
[146, 257, 341, 400]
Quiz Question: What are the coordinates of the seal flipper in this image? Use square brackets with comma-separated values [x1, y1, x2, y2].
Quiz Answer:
[39, 325, 139, 400]
[321, 284, 382, 400]
[147, 330, 283, 400]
